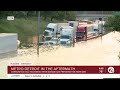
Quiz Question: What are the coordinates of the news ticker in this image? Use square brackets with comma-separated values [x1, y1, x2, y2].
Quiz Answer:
[7, 74, 120, 79]
[7, 66, 120, 78]
[8, 66, 120, 74]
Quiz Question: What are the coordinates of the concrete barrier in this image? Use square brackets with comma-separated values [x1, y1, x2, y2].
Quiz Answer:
[0, 33, 18, 54]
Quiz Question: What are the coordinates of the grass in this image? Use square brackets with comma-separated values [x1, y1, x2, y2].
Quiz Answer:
[0, 17, 67, 47]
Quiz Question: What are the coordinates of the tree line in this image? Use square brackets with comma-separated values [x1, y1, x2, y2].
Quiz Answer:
[104, 11, 120, 32]
[0, 11, 76, 21]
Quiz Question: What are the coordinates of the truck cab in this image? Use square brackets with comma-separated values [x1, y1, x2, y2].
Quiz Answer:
[76, 26, 86, 41]
[44, 23, 57, 41]
[60, 35, 72, 46]
[60, 26, 75, 47]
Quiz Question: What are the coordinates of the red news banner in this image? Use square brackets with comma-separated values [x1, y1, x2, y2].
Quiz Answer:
[8, 66, 120, 74]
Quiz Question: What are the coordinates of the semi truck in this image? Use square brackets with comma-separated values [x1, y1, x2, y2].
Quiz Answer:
[59, 26, 76, 47]
[43, 23, 69, 41]
[93, 23, 100, 36]
[68, 21, 79, 27]
[94, 20, 105, 34]
[101, 21, 106, 34]
[94, 22, 103, 34]
[76, 24, 95, 41]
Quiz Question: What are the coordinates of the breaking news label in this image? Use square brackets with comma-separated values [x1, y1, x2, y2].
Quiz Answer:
[7, 65, 120, 79]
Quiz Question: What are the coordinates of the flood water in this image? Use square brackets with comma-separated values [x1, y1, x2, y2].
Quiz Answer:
[0, 31, 120, 78]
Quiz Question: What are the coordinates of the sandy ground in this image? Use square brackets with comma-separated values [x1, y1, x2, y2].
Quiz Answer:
[0, 31, 120, 78]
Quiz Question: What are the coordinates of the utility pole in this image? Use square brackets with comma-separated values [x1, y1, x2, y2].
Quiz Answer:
[37, 11, 40, 56]
[101, 11, 103, 42]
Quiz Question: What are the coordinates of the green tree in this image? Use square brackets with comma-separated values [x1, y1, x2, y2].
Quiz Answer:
[65, 11, 76, 21]
[41, 11, 51, 20]
[52, 11, 76, 21]
[49, 11, 58, 21]
[104, 11, 120, 31]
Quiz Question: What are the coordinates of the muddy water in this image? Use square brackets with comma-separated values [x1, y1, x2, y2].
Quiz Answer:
[0, 31, 120, 78]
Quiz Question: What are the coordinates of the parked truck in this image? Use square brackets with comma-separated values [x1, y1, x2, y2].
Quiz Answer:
[43, 23, 69, 41]
[59, 26, 76, 47]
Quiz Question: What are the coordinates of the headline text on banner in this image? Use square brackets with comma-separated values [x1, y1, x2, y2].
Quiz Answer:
[7, 66, 120, 74]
